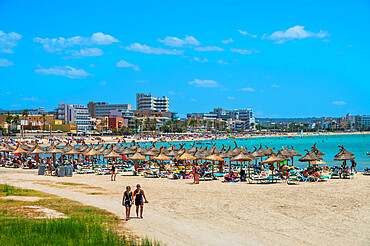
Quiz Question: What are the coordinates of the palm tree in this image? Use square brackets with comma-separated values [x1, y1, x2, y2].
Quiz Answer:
[12, 115, 20, 133]
[250, 122, 255, 130]
[5, 112, 13, 134]
[189, 119, 197, 131]
[41, 113, 46, 131]
[144, 117, 151, 130]
[21, 109, 29, 137]
[182, 120, 188, 131]
[133, 119, 143, 132]
[220, 121, 227, 131]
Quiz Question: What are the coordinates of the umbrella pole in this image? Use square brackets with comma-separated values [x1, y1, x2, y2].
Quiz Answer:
[212, 161, 214, 178]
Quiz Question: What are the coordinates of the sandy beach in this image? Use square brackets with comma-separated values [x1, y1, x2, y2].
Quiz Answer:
[0, 167, 369, 246]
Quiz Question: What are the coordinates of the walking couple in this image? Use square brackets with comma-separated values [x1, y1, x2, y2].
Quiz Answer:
[122, 184, 148, 221]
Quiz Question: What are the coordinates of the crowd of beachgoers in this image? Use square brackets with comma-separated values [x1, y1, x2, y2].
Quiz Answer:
[1, 133, 369, 185]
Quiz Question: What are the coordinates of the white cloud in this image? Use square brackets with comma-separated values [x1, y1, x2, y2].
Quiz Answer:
[33, 32, 118, 53]
[238, 30, 257, 38]
[332, 101, 346, 106]
[126, 43, 183, 55]
[65, 47, 104, 58]
[239, 87, 255, 92]
[116, 60, 140, 71]
[227, 96, 235, 100]
[168, 91, 175, 95]
[158, 35, 200, 47]
[230, 48, 260, 55]
[35, 66, 92, 79]
[194, 46, 224, 52]
[218, 60, 228, 64]
[193, 57, 208, 63]
[22, 97, 41, 103]
[271, 84, 281, 88]
[0, 31, 22, 53]
[268, 25, 329, 44]
[189, 79, 220, 88]
[222, 38, 234, 44]
[100, 81, 107, 86]
[0, 58, 13, 67]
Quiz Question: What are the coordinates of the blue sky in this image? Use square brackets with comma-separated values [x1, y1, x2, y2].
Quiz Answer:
[0, 0, 369, 118]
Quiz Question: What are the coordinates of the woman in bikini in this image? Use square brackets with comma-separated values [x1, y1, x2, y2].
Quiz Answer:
[133, 184, 148, 219]
[122, 186, 133, 221]
[111, 162, 116, 181]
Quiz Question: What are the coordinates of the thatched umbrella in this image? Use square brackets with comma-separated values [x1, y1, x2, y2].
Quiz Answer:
[187, 142, 197, 154]
[45, 144, 63, 166]
[264, 146, 275, 156]
[128, 150, 146, 172]
[334, 146, 355, 167]
[299, 150, 323, 166]
[287, 146, 302, 166]
[152, 147, 171, 171]
[262, 154, 286, 182]
[12, 144, 29, 154]
[103, 148, 122, 159]
[231, 148, 254, 175]
[203, 153, 224, 177]
[311, 143, 325, 156]
[0, 143, 15, 153]
[176, 150, 196, 174]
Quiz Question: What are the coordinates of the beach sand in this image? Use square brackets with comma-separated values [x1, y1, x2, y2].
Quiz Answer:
[0, 168, 369, 246]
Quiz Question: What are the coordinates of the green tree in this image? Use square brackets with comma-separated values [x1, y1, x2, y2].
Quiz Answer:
[12, 115, 20, 132]
[189, 119, 197, 130]
[133, 119, 143, 132]
[5, 112, 13, 133]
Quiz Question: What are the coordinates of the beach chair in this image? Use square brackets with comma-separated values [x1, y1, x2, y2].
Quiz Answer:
[342, 172, 355, 179]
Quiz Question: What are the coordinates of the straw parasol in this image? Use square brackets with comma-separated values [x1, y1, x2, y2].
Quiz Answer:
[231, 147, 254, 174]
[63, 146, 81, 156]
[83, 146, 102, 156]
[176, 150, 196, 174]
[103, 148, 122, 159]
[13, 144, 30, 154]
[28, 143, 45, 155]
[187, 142, 197, 153]
[299, 150, 323, 166]
[0, 143, 15, 153]
[128, 150, 146, 172]
[203, 153, 224, 177]
[264, 146, 275, 156]
[262, 153, 286, 182]
[334, 146, 355, 162]
[311, 143, 325, 156]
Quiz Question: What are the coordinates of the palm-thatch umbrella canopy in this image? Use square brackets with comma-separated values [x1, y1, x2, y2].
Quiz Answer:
[142, 148, 158, 157]
[128, 151, 146, 161]
[176, 151, 196, 161]
[311, 143, 325, 156]
[76, 142, 89, 152]
[299, 150, 323, 166]
[120, 147, 136, 156]
[175, 150, 196, 173]
[187, 142, 197, 153]
[193, 147, 207, 159]
[230, 148, 254, 172]
[152, 148, 171, 161]
[128, 150, 146, 172]
[203, 153, 224, 177]
[334, 146, 355, 162]
[13, 143, 29, 154]
[103, 148, 122, 159]
[136, 145, 146, 154]
[276, 150, 290, 161]
[94, 144, 104, 151]
[0, 143, 15, 152]
[289, 146, 302, 157]
[63, 146, 81, 156]
[261, 153, 286, 182]
[252, 144, 267, 158]
[334, 146, 354, 158]
[264, 146, 275, 156]
[28, 143, 45, 155]
[164, 148, 178, 157]
[61, 141, 73, 152]
[262, 153, 286, 164]
[147, 143, 160, 154]
[83, 146, 102, 156]
[167, 144, 179, 152]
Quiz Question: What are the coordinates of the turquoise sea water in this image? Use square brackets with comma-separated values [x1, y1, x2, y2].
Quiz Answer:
[137, 134, 370, 170]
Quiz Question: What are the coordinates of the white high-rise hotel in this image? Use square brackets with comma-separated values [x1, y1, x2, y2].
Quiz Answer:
[136, 93, 169, 112]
